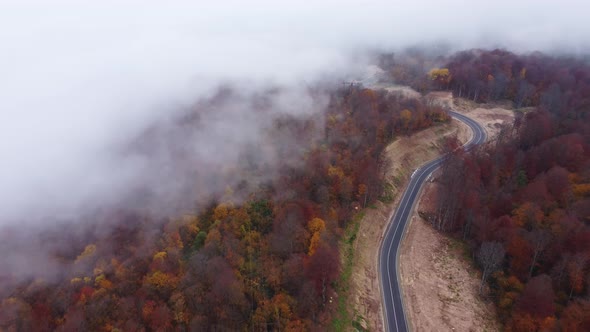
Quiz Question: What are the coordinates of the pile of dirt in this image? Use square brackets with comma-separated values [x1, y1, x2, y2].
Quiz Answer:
[371, 83, 422, 99]
[425, 91, 453, 109]
[453, 98, 514, 138]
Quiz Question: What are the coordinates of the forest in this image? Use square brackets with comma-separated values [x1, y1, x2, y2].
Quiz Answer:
[3, 47, 589, 331]
[0, 82, 448, 330]
[431, 50, 590, 331]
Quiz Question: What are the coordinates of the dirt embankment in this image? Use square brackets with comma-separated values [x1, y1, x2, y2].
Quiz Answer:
[452, 97, 515, 138]
[398, 97, 514, 332]
[347, 91, 514, 331]
[400, 183, 500, 332]
[347, 111, 470, 331]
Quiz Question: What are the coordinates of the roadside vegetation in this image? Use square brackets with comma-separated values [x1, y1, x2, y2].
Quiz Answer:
[428, 50, 590, 330]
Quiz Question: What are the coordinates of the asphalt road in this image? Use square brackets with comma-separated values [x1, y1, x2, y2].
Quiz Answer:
[379, 110, 486, 332]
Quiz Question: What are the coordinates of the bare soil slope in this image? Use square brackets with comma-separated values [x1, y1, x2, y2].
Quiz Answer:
[400, 183, 500, 332]
[398, 98, 514, 332]
[348, 117, 469, 331]
[453, 97, 515, 138]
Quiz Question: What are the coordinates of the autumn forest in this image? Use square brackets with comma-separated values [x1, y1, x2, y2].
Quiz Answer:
[2, 49, 590, 331]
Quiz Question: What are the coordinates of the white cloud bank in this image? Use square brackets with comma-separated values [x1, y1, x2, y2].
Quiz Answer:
[0, 0, 589, 224]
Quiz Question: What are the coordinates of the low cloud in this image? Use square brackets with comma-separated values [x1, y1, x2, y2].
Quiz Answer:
[0, 0, 588, 227]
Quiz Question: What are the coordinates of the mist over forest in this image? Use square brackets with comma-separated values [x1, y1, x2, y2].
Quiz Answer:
[1, 1, 590, 331]
[2, 1, 588, 225]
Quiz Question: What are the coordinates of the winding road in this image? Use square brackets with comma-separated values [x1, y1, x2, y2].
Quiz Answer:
[379, 110, 487, 332]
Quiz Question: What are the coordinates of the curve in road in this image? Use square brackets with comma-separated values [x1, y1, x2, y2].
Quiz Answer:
[379, 110, 486, 332]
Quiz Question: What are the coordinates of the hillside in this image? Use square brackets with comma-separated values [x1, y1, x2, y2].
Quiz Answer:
[0, 86, 449, 331]
[433, 50, 590, 330]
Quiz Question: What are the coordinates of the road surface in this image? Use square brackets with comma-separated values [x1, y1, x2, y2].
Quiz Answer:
[379, 110, 486, 332]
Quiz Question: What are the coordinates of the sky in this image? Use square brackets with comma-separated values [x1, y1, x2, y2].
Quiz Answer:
[0, 0, 589, 226]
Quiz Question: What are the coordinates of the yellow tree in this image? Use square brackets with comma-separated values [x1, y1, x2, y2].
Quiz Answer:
[428, 68, 451, 89]
[400, 109, 412, 134]
[307, 218, 326, 256]
[75, 244, 97, 263]
[513, 202, 544, 228]
[213, 203, 230, 221]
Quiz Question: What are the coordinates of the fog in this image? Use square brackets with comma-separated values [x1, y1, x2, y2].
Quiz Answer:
[1, 0, 589, 228]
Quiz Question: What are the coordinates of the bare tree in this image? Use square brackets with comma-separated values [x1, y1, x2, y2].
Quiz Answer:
[434, 151, 465, 231]
[477, 241, 505, 294]
[526, 229, 551, 279]
[567, 254, 588, 300]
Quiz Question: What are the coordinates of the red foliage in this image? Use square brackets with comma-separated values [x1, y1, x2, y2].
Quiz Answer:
[515, 275, 555, 318]
[436, 49, 590, 328]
